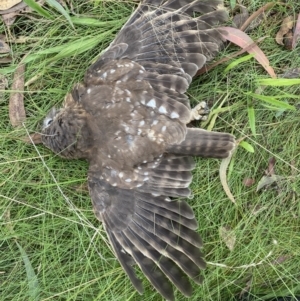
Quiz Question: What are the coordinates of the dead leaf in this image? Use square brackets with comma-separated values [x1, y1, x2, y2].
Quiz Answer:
[219, 144, 236, 204]
[239, 2, 275, 32]
[0, 37, 10, 53]
[1, 10, 17, 25]
[71, 183, 89, 193]
[291, 160, 297, 177]
[0, 1, 25, 14]
[284, 30, 294, 50]
[266, 157, 276, 176]
[21, 132, 42, 144]
[239, 278, 253, 299]
[292, 13, 300, 49]
[249, 204, 268, 216]
[219, 226, 236, 251]
[0, 74, 8, 100]
[0, 0, 22, 10]
[233, 5, 249, 29]
[256, 174, 285, 191]
[220, 27, 277, 78]
[9, 63, 26, 127]
[272, 255, 290, 265]
[243, 178, 255, 186]
[275, 15, 294, 46]
[0, 56, 12, 63]
[1, 0, 45, 25]
[281, 67, 300, 78]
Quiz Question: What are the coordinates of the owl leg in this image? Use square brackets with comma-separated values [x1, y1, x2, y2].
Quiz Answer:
[190, 101, 210, 122]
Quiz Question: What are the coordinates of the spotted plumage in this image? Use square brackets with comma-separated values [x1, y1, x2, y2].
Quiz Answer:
[41, 1, 235, 300]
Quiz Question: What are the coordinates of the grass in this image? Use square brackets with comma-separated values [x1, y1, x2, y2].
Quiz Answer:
[1, 0, 300, 300]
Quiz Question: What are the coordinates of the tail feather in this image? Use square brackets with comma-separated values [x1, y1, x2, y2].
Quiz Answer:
[167, 128, 235, 158]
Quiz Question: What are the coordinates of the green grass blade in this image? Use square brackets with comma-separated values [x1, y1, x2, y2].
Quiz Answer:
[52, 36, 103, 61]
[224, 54, 254, 74]
[16, 241, 40, 301]
[24, 30, 114, 64]
[239, 141, 254, 153]
[23, 0, 53, 19]
[248, 93, 296, 110]
[70, 17, 125, 27]
[257, 78, 300, 86]
[229, 0, 236, 9]
[46, 0, 74, 29]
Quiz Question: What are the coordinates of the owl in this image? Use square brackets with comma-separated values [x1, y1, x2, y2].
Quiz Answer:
[41, 0, 235, 300]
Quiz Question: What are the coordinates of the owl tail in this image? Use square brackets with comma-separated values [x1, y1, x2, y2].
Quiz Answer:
[166, 128, 235, 158]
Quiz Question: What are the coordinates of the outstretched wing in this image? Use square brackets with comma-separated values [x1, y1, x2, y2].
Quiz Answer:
[85, 0, 227, 112]
[89, 0, 227, 82]
[88, 155, 205, 300]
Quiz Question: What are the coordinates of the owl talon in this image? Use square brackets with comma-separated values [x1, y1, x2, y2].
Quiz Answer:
[190, 101, 210, 121]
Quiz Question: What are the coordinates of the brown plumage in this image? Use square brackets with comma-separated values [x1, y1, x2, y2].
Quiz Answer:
[41, 1, 235, 300]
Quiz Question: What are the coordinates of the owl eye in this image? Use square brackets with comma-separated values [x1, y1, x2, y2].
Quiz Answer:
[43, 117, 53, 128]
[47, 119, 53, 125]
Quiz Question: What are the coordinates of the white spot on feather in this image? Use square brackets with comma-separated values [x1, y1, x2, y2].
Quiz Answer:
[87, 88, 91, 94]
[102, 72, 107, 79]
[159, 106, 167, 114]
[119, 172, 124, 178]
[124, 89, 131, 96]
[125, 178, 132, 182]
[146, 99, 156, 108]
[126, 97, 131, 103]
[162, 126, 166, 132]
[170, 112, 179, 118]
[139, 70, 144, 74]
[110, 69, 116, 74]
[139, 120, 145, 126]
[152, 120, 158, 125]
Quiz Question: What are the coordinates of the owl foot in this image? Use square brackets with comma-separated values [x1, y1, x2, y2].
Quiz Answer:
[190, 101, 210, 121]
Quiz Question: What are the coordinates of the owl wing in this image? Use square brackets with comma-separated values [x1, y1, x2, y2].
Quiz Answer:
[88, 154, 206, 300]
[85, 0, 227, 110]
[89, 0, 227, 83]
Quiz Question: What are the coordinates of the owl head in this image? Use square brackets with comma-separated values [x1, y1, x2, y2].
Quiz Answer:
[41, 93, 91, 159]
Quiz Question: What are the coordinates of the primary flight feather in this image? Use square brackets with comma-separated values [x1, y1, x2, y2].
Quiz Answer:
[41, 1, 235, 300]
